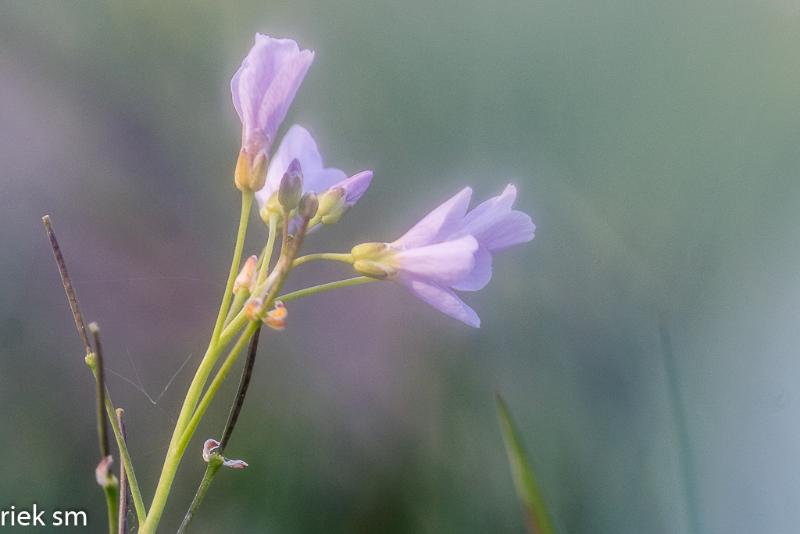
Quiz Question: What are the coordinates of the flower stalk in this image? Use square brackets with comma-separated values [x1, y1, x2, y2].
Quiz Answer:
[177, 328, 262, 533]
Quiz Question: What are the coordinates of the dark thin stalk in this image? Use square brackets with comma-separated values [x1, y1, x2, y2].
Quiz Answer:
[89, 323, 111, 459]
[220, 327, 261, 452]
[116, 409, 129, 534]
[42, 215, 92, 355]
[659, 316, 701, 534]
[177, 329, 262, 533]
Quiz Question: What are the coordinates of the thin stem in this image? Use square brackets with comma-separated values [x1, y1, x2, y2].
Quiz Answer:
[178, 329, 262, 533]
[257, 214, 278, 284]
[103, 482, 120, 534]
[116, 409, 129, 534]
[659, 317, 702, 534]
[292, 252, 353, 268]
[42, 215, 91, 355]
[219, 327, 262, 451]
[142, 191, 254, 534]
[89, 324, 118, 534]
[42, 217, 144, 525]
[277, 276, 376, 303]
[176, 459, 222, 534]
[89, 323, 111, 459]
[211, 191, 253, 347]
[177, 322, 260, 454]
[90, 371, 147, 524]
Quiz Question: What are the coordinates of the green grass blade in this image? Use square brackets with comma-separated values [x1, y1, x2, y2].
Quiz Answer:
[496, 394, 556, 534]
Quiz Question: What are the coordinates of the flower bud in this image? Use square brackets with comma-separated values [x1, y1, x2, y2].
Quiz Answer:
[313, 187, 347, 225]
[353, 259, 396, 279]
[233, 255, 258, 294]
[298, 192, 319, 220]
[264, 301, 288, 330]
[278, 159, 303, 210]
[244, 297, 264, 320]
[351, 242, 389, 259]
[234, 150, 267, 192]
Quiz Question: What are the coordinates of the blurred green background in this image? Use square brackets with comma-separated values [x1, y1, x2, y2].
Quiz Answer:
[2, 0, 800, 532]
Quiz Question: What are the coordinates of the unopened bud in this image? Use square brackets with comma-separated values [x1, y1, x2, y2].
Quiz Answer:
[244, 297, 264, 320]
[234, 150, 267, 192]
[351, 242, 389, 260]
[278, 159, 303, 210]
[233, 255, 258, 294]
[299, 192, 319, 220]
[353, 259, 396, 279]
[95, 455, 115, 487]
[264, 301, 288, 330]
[313, 187, 347, 225]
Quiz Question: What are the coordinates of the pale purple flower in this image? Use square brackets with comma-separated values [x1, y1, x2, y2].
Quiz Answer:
[255, 124, 372, 229]
[231, 34, 314, 191]
[351, 186, 535, 327]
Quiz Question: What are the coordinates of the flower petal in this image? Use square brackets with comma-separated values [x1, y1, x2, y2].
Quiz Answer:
[454, 185, 535, 251]
[451, 246, 492, 291]
[394, 235, 478, 285]
[256, 125, 346, 208]
[478, 210, 536, 251]
[337, 170, 373, 206]
[403, 278, 480, 328]
[231, 35, 314, 154]
[393, 187, 472, 249]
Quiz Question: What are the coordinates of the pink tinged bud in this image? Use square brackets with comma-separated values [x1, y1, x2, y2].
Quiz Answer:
[233, 255, 258, 294]
[202, 439, 249, 469]
[95, 455, 113, 486]
[231, 35, 314, 161]
[264, 301, 287, 330]
[244, 297, 264, 320]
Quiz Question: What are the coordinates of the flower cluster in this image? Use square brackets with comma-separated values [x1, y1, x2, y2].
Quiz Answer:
[47, 32, 539, 534]
[231, 33, 535, 328]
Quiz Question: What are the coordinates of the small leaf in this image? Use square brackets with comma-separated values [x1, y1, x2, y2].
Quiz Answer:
[496, 394, 556, 534]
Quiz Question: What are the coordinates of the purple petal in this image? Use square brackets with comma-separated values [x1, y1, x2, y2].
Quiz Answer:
[403, 278, 480, 328]
[457, 184, 535, 251]
[336, 170, 373, 206]
[451, 246, 492, 291]
[393, 187, 472, 248]
[231, 35, 314, 153]
[256, 125, 345, 208]
[478, 211, 535, 251]
[394, 235, 478, 285]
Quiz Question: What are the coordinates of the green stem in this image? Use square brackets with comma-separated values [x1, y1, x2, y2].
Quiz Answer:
[292, 252, 353, 268]
[258, 214, 278, 284]
[178, 329, 262, 533]
[211, 192, 253, 347]
[103, 482, 119, 534]
[176, 458, 222, 534]
[277, 276, 376, 303]
[141, 192, 253, 534]
[177, 322, 260, 460]
[90, 369, 147, 525]
[116, 409, 129, 534]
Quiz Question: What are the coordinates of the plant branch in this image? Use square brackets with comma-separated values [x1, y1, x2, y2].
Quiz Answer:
[277, 276, 376, 303]
[42, 215, 91, 355]
[116, 409, 129, 534]
[292, 252, 353, 268]
[177, 328, 262, 533]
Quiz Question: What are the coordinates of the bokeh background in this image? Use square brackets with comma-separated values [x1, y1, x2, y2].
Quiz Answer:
[2, 0, 800, 532]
